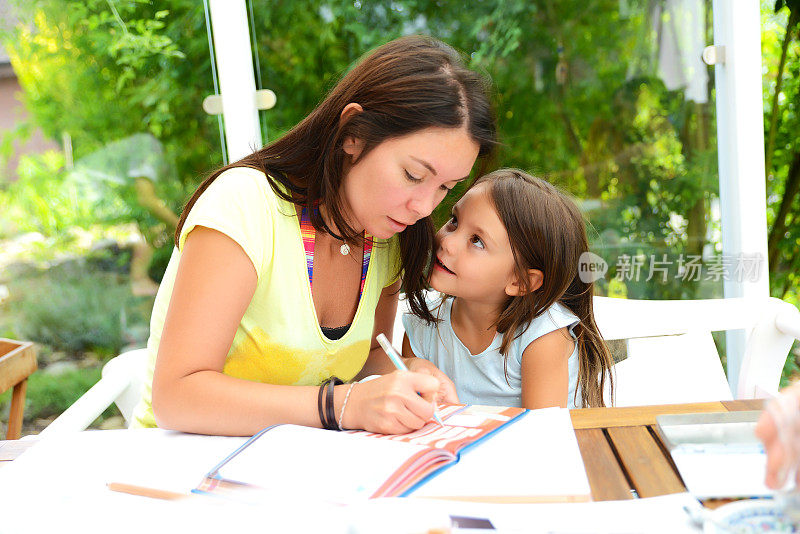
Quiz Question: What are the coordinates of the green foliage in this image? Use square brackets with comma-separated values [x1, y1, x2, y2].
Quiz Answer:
[0, 366, 115, 422]
[763, 2, 800, 303]
[781, 347, 800, 387]
[1, 265, 147, 357]
[4, 2, 796, 301]
[1, 1, 723, 301]
[3, 0, 220, 209]
[0, 150, 116, 239]
[775, 0, 800, 17]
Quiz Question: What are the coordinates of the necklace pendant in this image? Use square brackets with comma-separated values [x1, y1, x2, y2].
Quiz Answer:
[340, 243, 350, 256]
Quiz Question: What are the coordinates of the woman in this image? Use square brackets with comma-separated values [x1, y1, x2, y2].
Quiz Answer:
[131, 35, 497, 436]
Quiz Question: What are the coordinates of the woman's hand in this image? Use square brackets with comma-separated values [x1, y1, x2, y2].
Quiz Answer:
[345, 371, 441, 434]
[756, 382, 800, 488]
[406, 357, 459, 405]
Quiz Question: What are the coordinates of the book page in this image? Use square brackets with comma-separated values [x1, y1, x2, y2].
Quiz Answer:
[352, 404, 525, 455]
[208, 424, 444, 502]
[0, 428, 247, 495]
[412, 407, 592, 501]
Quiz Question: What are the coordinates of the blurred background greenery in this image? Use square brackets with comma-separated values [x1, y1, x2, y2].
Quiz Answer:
[0, 0, 798, 434]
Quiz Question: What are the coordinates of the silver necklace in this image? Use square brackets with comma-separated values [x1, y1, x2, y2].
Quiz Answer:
[340, 243, 350, 256]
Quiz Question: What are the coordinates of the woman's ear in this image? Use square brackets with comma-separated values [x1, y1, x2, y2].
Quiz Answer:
[341, 103, 365, 161]
[340, 102, 363, 123]
[505, 269, 544, 297]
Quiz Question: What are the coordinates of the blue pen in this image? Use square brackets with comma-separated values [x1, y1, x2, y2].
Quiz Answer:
[375, 333, 444, 427]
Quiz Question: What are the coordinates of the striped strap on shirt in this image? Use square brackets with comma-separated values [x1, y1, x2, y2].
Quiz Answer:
[300, 206, 372, 298]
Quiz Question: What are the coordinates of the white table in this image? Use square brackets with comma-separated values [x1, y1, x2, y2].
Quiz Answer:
[0, 409, 702, 533]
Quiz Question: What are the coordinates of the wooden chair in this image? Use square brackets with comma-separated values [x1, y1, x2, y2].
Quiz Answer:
[0, 339, 37, 440]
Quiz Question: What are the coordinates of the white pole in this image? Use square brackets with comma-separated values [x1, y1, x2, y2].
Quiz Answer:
[712, 0, 769, 394]
[207, 0, 262, 161]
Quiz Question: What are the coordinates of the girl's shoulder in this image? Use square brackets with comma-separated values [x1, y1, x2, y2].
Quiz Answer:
[515, 302, 579, 346]
[544, 301, 579, 326]
[504, 302, 580, 367]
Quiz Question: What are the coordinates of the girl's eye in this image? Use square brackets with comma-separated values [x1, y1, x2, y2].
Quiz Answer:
[470, 235, 485, 249]
[447, 215, 458, 228]
[404, 170, 422, 183]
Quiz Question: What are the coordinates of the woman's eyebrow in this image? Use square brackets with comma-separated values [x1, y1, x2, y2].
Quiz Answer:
[410, 156, 470, 182]
[410, 156, 437, 176]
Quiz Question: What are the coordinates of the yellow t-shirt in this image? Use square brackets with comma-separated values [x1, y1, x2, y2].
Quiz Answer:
[131, 167, 401, 428]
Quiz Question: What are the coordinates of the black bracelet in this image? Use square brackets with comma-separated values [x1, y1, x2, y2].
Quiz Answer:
[327, 377, 343, 430]
[323, 376, 343, 430]
[317, 380, 328, 429]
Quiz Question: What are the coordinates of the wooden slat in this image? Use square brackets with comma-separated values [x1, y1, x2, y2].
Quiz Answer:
[721, 399, 765, 412]
[0, 339, 37, 393]
[607, 426, 685, 498]
[570, 402, 728, 429]
[574, 428, 633, 501]
[0, 339, 37, 440]
[0, 339, 23, 355]
[646, 423, 683, 478]
[6, 380, 28, 440]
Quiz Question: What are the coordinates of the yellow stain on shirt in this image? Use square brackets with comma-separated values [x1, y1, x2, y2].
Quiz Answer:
[224, 327, 370, 385]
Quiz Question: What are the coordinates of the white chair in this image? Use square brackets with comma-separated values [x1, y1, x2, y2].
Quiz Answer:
[40, 348, 148, 435]
[392, 293, 800, 407]
[594, 296, 800, 406]
[42, 294, 800, 434]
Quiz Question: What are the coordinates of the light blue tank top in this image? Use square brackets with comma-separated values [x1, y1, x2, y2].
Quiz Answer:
[402, 295, 581, 408]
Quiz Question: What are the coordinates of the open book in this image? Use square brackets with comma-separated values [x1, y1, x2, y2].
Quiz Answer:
[194, 404, 526, 503]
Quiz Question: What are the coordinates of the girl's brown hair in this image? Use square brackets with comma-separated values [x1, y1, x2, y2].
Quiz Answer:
[175, 36, 497, 321]
[472, 169, 613, 407]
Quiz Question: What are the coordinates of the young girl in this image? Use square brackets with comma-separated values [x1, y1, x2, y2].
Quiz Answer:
[402, 169, 614, 409]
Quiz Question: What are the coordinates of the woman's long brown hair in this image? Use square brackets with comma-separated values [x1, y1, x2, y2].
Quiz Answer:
[465, 169, 614, 407]
[175, 36, 497, 321]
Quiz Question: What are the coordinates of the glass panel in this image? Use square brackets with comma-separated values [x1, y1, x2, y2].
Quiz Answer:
[249, 0, 720, 300]
[0, 1, 224, 432]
